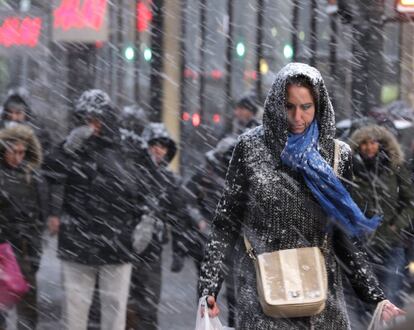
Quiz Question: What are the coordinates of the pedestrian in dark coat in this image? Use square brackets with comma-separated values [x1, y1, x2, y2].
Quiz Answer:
[198, 63, 403, 329]
[126, 122, 190, 330]
[43, 89, 144, 330]
[232, 94, 261, 135]
[0, 124, 46, 330]
[184, 135, 238, 326]
[350, 125, 414, 305]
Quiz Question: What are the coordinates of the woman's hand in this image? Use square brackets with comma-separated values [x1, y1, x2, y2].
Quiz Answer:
[201, 296, 220, 318]
[381, 300, 405, 322]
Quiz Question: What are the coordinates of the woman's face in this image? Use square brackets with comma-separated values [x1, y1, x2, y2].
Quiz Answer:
[286, 85, 316, 134]
[359, 139, 380, 159]
[4, 141, 26, 168]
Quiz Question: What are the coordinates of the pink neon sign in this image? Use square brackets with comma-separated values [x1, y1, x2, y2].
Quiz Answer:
[0, 17, 42, 48]
[54, 0, 108, 31]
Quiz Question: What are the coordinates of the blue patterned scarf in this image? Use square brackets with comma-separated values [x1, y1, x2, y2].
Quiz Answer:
[280, 121, 382, 237]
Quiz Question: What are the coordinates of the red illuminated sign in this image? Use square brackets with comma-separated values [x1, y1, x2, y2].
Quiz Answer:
[136, 1, 153, 32]
[54, 0, 108, 31]
[0, 16, 42, 48]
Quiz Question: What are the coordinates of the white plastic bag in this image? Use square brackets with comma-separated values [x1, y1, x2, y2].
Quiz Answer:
[132, 214, 155, 254]
[194, 296, 234, 330]
[367, 300, 405, 330]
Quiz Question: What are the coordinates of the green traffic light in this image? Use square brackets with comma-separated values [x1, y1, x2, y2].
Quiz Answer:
[236, 41, 246, 58]
[144, 47, 152, 62]
[283, 44, 294, 59]
[124, 46, 135, 61]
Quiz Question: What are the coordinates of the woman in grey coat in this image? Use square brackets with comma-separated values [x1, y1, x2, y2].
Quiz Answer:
[198, 63, 403, 329]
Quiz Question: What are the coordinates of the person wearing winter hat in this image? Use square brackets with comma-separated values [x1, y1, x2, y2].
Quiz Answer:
[126, 122, 191, 330]
[43, 89, 145, 330]
[232, 94, 261, 135]
[198, 63, 404, 328]
[349, 125, 414, 309]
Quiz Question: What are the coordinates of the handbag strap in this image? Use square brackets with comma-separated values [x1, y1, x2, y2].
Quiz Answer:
[243, 140, 341, 259]
[333, 139, 340, 176]
[244, 236, 256, 260]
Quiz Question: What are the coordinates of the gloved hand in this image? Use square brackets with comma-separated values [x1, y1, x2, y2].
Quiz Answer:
[63, 126, 94, 155]
[132, 214, 155, 254]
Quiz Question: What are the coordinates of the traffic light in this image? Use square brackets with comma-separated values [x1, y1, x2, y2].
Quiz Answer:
[236, 41, 246, 58]
[143, 46, 152, 62]
[396, 0, 414, 14]
[283, 44, 294, 59]
[123, 45, 135, 61]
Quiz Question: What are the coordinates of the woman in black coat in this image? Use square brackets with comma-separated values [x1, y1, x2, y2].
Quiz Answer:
[198, 63, 403, 329]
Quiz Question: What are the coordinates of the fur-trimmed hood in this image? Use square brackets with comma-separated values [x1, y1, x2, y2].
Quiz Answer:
[0, 124, 42, 171]
[349, 125, 404, 168]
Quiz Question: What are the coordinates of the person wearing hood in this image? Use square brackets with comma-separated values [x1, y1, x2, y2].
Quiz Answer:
[0, 124, 47, 330]
[183, 135, 238, 326]
[2, 91, 51, 156]
[198, 63, 403, 329]
[232, 94, 261, 135]
[126, 122, 190, 330]
[349, 125, 414, 307]
[43, 89, 144, 330]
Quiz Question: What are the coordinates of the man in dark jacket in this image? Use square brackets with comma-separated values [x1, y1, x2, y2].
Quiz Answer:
[0, 124, 46, 330]
[44, 90, 144, 330]
[125, 122, 189, 330]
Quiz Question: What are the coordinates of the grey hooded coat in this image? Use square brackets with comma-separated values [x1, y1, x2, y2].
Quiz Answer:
[198, 63, 385, 329]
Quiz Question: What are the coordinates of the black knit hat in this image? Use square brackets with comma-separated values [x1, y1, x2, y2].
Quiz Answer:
[235, 94, 258, 115]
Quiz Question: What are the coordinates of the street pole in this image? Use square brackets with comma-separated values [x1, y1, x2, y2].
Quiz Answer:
[329, 13, 338, 108]
[134, 1, 140, 104]
[310, 0, 318, 67]
[292, 0, 300, 62]
[199, 0, 207, 120]
[224, 0, 234, 134]
[255, 0, 264, 101]
[149, 0, 164, 122]
[117, 0, 124, 106]
[351, 0, 385, 116]
[161, 0, 182, 172]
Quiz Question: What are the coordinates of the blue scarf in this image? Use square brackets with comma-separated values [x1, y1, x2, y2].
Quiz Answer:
[280, 121, 382, 237]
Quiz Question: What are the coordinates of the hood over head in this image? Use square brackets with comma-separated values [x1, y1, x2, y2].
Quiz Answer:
[74, 89, 119, 139]
[2, 92, 32, 122]
[141, 123, 177, 163]
[349, 125, 404, 168]
[120, 104, 149, 135]
[263, 62, 336, 165]
[0, 124, 42, 171]
[205, 135, 237, 169]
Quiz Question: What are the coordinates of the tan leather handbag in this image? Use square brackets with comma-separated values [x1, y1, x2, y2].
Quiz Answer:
[244, 237, 328, 318]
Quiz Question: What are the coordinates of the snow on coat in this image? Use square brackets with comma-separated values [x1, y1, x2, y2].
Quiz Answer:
[198, 63, 385, 329]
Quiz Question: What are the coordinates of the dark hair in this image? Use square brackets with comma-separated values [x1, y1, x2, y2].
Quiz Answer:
[285, 75, 319, 110]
